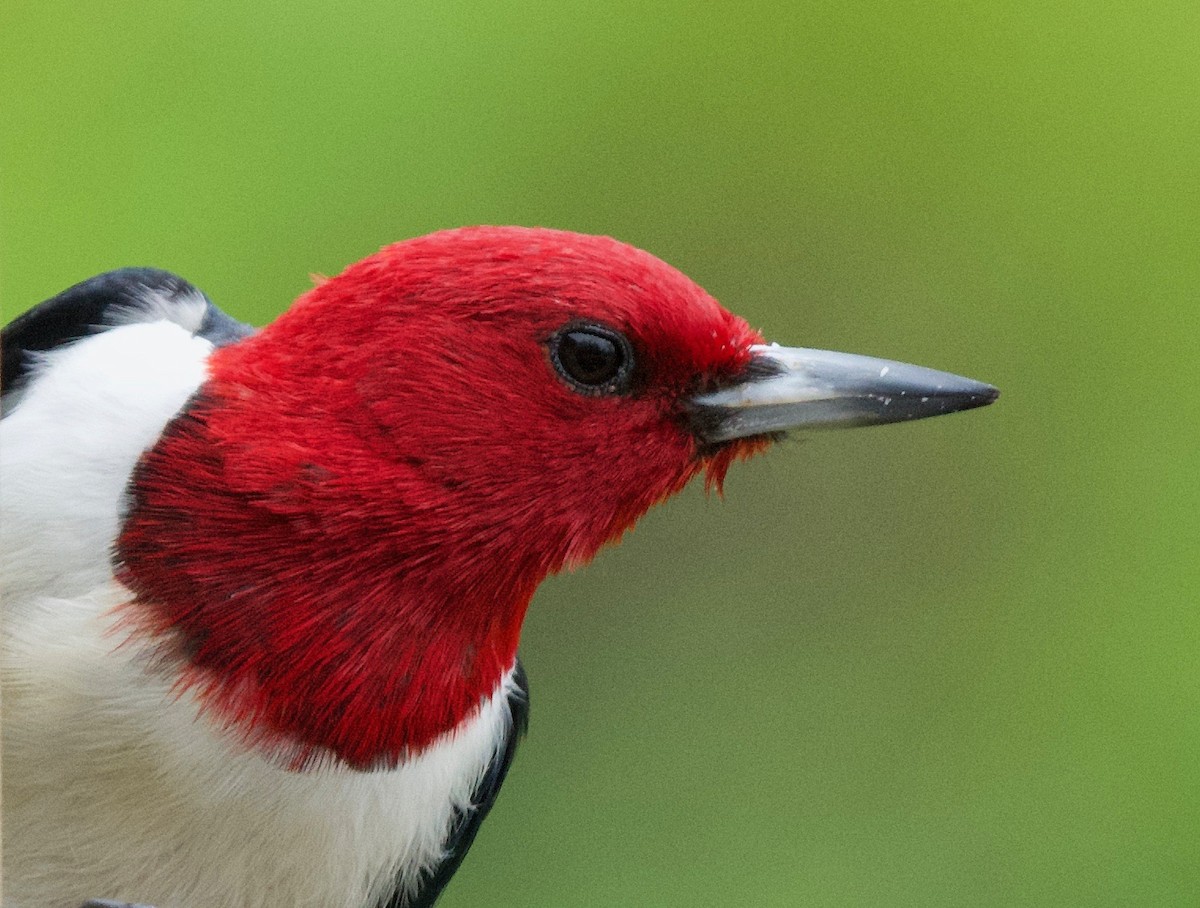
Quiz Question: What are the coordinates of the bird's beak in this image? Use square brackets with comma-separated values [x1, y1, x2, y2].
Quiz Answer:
[690, 344, 999, 444]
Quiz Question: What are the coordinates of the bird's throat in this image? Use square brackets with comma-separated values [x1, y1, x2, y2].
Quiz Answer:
[117, 389, 534, 770]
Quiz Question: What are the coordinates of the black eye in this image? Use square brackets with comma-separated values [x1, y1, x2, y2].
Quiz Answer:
[549, 324, 634, 395]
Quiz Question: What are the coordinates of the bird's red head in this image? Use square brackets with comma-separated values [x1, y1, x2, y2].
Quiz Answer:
[118, 227, 769, 768]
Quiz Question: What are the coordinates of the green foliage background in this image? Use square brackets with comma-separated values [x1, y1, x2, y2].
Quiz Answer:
[3, 2, 1196, 905]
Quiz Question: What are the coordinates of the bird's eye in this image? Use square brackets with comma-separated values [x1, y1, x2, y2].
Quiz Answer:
[548, 324, 634, 395]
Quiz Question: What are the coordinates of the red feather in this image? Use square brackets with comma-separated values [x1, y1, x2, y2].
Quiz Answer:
[117, 227, 766, 769]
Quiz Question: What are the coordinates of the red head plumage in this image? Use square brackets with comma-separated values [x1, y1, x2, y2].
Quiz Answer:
[118, 227, 768, 768]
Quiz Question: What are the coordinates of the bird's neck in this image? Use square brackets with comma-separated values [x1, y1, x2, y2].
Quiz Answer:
[118, 385, 539, 771]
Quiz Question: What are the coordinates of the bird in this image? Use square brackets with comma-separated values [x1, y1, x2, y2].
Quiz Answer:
[1, 226, 997, 908]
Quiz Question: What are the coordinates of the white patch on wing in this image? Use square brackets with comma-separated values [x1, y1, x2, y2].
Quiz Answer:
[0, 320, 212, 604]
[2, 580, 518, 908]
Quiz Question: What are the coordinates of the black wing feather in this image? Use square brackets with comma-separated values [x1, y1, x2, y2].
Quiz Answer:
[386, 661, 530, 908]
[2, 267, 253, 414]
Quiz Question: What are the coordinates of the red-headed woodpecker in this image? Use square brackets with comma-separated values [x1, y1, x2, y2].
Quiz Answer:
[1, 227, 997, 908]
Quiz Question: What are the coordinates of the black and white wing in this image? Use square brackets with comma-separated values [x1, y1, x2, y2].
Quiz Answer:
[2, 267, 253, 415]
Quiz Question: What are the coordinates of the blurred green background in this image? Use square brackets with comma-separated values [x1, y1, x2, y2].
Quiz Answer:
[3, 2, 1197, 905]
